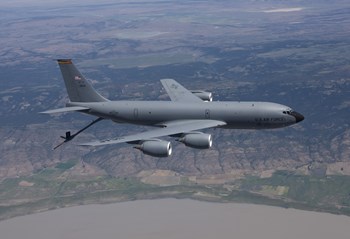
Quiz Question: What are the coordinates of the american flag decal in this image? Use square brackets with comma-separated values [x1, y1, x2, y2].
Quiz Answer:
[74, 76, 82, 81]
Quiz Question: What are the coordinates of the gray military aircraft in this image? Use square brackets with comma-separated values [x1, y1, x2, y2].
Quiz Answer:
[41, 59, 304, 157]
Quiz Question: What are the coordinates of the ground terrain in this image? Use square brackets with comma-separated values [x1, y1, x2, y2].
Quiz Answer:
[1, 0, 350, 219]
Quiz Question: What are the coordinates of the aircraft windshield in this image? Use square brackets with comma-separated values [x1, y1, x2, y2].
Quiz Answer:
[282, 109, 293, 115]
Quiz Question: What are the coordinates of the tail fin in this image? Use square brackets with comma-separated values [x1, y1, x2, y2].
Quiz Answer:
[57, 59, 108, 102]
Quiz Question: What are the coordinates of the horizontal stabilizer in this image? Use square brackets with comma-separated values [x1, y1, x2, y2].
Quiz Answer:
[40, 106, 90, 114]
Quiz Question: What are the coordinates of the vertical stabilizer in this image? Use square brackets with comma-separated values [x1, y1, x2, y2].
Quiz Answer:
[57, 59, 108, 102]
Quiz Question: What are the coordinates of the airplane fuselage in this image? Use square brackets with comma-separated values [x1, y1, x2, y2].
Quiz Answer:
[68, 100, 298, 130]
[43, 59, 305, 156]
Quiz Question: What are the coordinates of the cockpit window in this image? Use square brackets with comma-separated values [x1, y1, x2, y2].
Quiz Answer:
[283, 110, 293, 115]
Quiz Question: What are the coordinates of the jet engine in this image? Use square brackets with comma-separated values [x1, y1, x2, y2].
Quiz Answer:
[191, 90, 213, 102]
[134, 140, 172, 157]
[177, 132, 212, 149]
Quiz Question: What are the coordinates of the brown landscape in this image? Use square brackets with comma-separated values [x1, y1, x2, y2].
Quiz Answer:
[1, 0, 350, 219]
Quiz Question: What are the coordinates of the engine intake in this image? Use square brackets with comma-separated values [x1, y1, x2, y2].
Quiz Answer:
[134, 140, 172, 157]
[178, 132, 212, 149]
[191, 90, 213, 102]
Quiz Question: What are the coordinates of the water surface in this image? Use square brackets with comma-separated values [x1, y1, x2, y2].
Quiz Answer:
[1, 199, 350, 239]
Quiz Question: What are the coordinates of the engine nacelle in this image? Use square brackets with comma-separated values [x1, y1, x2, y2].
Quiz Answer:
[135, 140, 172, 157]
[191, 90, 213, 102]
[178, 132, 212, 149]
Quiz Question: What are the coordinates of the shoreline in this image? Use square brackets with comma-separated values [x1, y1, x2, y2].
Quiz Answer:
[1, 184, 349, 222]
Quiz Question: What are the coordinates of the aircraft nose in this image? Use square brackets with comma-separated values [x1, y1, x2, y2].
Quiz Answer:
[291, 111, 304, 123]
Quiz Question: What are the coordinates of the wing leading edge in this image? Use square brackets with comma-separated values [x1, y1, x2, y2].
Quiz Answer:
[80, 119, 226, 146]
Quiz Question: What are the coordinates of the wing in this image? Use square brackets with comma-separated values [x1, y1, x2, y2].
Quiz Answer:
[160, 79, 203, 103]
[80, 119, 226, 146]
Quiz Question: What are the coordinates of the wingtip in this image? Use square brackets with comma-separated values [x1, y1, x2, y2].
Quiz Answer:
[39, 110, 52, 114]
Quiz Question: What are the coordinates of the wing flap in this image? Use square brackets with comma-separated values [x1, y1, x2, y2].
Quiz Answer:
[80, 119, 226, 146]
